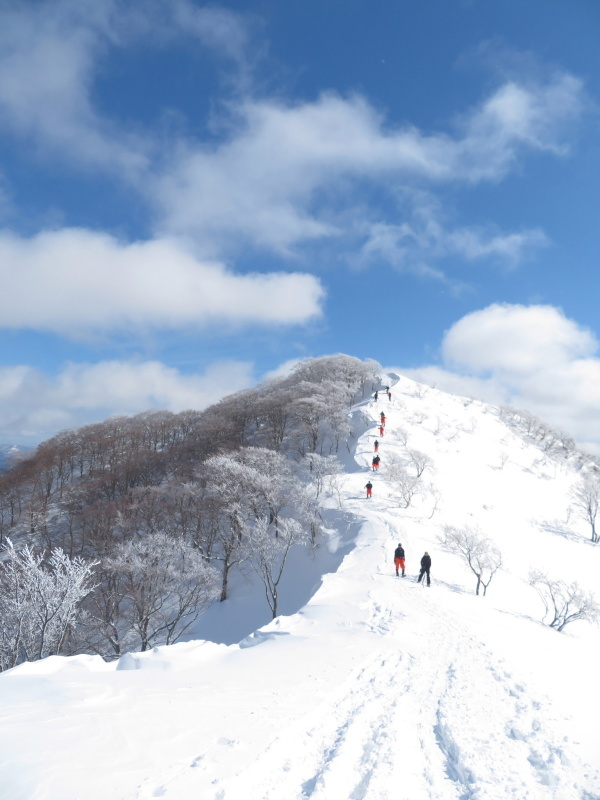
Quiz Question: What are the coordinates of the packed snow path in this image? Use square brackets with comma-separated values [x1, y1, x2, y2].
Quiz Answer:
[1, 375, 599, 800]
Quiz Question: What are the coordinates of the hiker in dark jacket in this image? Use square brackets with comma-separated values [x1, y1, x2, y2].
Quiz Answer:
[417, 552, 431, 586]
[374, 391, 379, 401]
[372, 455, 380, 471]
[374, 439, 379, 452]
[394, 544, 405, 577]
[365, 481, 373, 499]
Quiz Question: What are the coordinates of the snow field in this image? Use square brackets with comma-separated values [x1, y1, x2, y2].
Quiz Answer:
[0, 373, 599, 799]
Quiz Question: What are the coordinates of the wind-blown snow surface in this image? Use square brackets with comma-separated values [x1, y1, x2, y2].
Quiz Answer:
[1, 376, 600, 800]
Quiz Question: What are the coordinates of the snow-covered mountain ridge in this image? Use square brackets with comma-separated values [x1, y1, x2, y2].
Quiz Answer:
[0, 444, 29, 470]
[1, 373, 599, 800]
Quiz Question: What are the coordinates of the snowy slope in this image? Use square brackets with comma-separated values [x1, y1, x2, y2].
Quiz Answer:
[1, 375, 599, 800]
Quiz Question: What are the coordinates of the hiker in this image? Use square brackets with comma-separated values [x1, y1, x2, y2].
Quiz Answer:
[374, 391, 379, 401]
[388, 391, 392, 402]
[379, 425, 384, 437]
[417, 552, 432, 586]
[380, 413, 386, 425]
[394, 543, 405, 577]
[372, 455, 380, 471]
[374, 439, 379, 452]
[365, 481, 373, 499]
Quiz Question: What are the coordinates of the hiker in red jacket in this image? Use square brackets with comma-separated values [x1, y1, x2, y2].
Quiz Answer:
[379, 425, 384, 437]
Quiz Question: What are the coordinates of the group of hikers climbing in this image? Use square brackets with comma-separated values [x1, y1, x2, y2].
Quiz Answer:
[366, 402, 388, 493]
[365, 382, 433, 586]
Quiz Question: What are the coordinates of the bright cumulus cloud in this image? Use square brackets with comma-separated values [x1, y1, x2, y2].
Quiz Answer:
[0, 359, 255, 443]
[0, 229, 324, 333]
[394, 304, 600, 452]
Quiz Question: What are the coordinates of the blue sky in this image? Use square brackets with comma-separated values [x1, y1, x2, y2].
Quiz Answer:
[1, 0, 600, 448]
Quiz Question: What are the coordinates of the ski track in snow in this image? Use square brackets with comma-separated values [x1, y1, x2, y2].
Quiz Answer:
[2, 374, 600, 800]
[185, 583, 597, 800]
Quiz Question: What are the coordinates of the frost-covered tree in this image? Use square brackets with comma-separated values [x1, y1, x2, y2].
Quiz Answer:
[406, 449, 433, 478]
[529, 570, 600, 631]
[104, 533, 219, 651]
[291, 355, 381, 398]
[203, 449, 308, 599]
[571, 475, 600, 543]
[0, 542, 97, 670]
[395, 426, 409, 447]
[386, 455, 423, 509]
[254, 384, 296, 451]
[203, 454, 264, 601]
[247, 518, 308, 618]
[303, 453, 342, 500]
[234, 448, 299, 533]
[439, 525, 502, 596]
[290, 391, 328, 455]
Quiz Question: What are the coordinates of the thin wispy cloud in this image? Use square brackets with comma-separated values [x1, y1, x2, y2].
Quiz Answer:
[0, 1, 587, 273]
[358, 193, 548, 275]
[0, 0, 250, 174]
[153, 75, 584, 262]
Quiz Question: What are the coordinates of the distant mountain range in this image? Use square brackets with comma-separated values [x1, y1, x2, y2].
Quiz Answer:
[0, 444, 31, 470]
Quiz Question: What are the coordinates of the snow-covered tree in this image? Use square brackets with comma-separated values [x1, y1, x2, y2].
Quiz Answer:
[439, 525, 502, 596]
[571, 475, 600, 543]
[203, 454, 264, 601]
[529, 570, 600, 631]
[203, 449, 310, 599]
[104, 533, 219, 651]
[386, 456, 423, 509]
[303, 453, 342, 500]
[247, 518, 308, 618]
[406, 449, 433, 478]
[0, 541, 97, 670]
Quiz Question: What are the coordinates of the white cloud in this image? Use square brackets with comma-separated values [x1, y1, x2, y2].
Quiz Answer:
[262, 358, 305, 382]
[0, 0, 148, 175]
[154, 75, 584, 255]
[359, 199, 548, 275]
[393, 304, 600, 451]
[0, 228, 324, 333]
[0, 2, 586, 274]
[442, 304, 596, 374]
[0, 0, 250, 174]
[0, 358, 255, 443]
